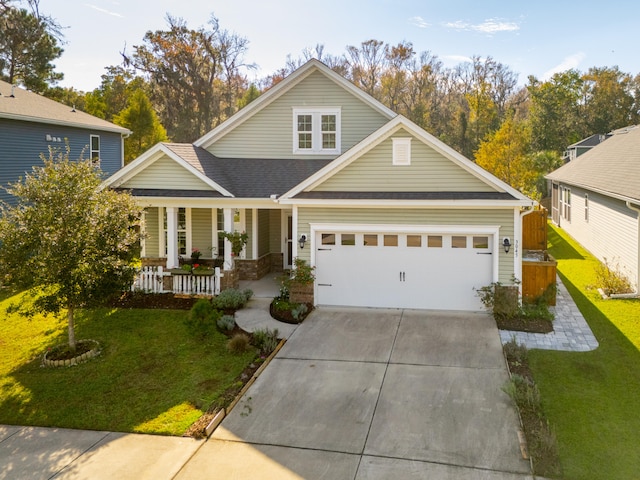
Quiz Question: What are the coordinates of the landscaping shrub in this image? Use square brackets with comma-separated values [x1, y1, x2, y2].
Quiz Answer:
[211, 288, 253, 311]
[253, 328, 279, 355]
[185, 299, 222, 338]
[595, 257, 634, 295]
[216, 314, 236, 332]
[291, 303, 308, 321]
[227, 333, 250, 354]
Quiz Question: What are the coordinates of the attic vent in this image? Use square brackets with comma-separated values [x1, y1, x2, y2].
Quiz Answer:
[392, 137, 411, 165]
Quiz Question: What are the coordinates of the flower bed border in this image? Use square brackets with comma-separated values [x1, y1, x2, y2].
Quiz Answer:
[42, 339, 101, 368]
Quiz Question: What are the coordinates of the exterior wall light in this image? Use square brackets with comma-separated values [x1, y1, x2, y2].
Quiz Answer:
[299, 234, 307, 249]
[503, 237, 512, 253]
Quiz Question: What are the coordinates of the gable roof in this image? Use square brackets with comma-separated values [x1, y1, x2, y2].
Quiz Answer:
[103, 143, 332, 199]
[0, 80, 130, 134]
[193, 59, 396, 149]
[547, 125, 640, 203]
[280, 115, 533, 206]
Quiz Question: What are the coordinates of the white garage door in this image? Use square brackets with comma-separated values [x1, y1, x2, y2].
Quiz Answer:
[315, 231, 494, 311]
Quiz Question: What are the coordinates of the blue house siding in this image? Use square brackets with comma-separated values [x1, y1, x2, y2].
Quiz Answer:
[0, 118, 124, 204]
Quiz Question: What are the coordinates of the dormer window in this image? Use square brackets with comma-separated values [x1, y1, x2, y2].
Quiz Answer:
[293, 108, 341, 154]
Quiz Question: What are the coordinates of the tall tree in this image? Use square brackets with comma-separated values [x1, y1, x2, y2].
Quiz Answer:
[0, 3, 63, 92]
[84, 65, 147, 122]
[0, 149, 142, 352]
[113, 89, 168, 162]
[474, 117, 538, 198]
[124, 13, 252, 142]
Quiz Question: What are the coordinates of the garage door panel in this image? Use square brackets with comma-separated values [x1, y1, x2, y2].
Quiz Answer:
[315, 231, 493, 311]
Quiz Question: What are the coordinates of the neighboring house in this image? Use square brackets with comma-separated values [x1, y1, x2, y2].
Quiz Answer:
[0, 80, 130, 204]
[104, 59, 535, 311]
[562, 133, 609, 163]
[547, 125, 640, 290]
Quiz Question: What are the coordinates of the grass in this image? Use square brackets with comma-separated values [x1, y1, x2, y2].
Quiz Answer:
[527, 224, 640, 479]
[0, 290, 257, 436]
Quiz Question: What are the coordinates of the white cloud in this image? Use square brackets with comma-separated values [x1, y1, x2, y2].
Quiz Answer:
[84, 3, 123, 18]
[409, 16, 430, 28]
[443, 18, 520, 34]
[542, 52, 586, 79]
[443, 54, 472, 65]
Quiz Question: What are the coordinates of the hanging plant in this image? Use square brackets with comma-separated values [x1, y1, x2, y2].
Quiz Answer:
[219, 231, 248, 256]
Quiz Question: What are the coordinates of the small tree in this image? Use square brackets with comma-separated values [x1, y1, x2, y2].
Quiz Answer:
[0, 148, 142, 352]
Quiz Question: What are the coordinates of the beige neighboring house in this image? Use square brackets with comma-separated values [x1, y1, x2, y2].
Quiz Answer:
[547, 125, 640, 290]
[103, 59, 535, 311]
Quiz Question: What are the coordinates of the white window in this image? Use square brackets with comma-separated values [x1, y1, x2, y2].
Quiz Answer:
[392, 137, 411, 165]
[293, 108, 341, 154]
[162, 207, 189, 257]
[90, 135, 100, 167]
[561, 187, 572, 222]
[585, 194, 589, 223]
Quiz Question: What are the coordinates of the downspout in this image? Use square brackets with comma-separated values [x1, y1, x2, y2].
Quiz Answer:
[625, 201, 640, 292]
[121, 132, 130, 168]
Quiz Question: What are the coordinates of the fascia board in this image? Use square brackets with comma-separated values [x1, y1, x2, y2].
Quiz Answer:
[0, 112, 131, 134]
[278, 198, 533, 208]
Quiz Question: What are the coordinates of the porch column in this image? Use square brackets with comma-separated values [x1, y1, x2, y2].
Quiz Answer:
[166, 206, 179, 269]
[223, 207, 233, 270]
[252, 208, 258, 260]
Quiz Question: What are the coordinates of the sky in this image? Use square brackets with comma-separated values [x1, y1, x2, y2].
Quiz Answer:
[40, 0, 640, 92]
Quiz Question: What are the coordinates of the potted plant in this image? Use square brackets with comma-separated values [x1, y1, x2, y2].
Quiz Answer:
[191, 247, 202, 263]
[219, 231, 248, 257]
[287, 257, 315, 304]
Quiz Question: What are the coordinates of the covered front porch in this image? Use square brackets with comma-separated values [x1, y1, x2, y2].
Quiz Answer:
[139, 203, 295, 284]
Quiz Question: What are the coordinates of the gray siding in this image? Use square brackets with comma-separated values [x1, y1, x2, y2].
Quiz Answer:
[144, 207, 160, 257]
[313, 130, 494, 192]
[121, 156, 214, 190]
[297, 207, 515, 282]
[0, 118, 123, 204]
[208, 70, 389, 159]
[192, 208, 214, 258]
[559, 185, 638, 288]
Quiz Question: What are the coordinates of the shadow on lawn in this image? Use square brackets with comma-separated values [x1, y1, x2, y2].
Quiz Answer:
[547, 227, 585, 260]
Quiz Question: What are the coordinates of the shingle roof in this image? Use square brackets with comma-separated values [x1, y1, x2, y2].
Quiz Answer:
[0, 80, 130, 134]
[546, 125, 640, 202]
[162, 143, 332, 198]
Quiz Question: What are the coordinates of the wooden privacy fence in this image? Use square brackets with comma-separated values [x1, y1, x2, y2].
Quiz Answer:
[523, 208, 548, 250]
[522, 254, 557, 305]
[132, 266, 221, 296]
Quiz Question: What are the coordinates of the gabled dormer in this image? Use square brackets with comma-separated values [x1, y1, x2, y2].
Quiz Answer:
[194, 59, 396, 160]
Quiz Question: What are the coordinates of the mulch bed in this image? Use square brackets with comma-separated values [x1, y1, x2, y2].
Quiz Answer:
[107, 292, 198, 310]
[497, 316, 553, 333]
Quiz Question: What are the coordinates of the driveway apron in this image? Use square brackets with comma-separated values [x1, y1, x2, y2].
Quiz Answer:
[177, 308, 532, 479]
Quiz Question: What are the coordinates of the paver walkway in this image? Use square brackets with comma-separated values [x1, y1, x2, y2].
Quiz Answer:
[500, 275, 599, 351]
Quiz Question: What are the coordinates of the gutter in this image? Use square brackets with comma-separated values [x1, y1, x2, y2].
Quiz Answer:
[625, 201, 640, 292]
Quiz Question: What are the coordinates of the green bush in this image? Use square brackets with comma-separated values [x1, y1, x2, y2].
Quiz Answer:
[184, 299, 222, 338]
[216, 314, 236, 332]
[252, 328, 279, 355]
[211, 288, 253, 311]
[291, 303, 308, 321]
[227, 333, 250, 354]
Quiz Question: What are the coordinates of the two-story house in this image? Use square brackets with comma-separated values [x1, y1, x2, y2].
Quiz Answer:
[0, 80, 130, 204]
[104, 59, 535, 311]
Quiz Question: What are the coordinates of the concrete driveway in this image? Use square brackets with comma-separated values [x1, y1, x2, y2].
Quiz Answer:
[178, 308, 533, 479]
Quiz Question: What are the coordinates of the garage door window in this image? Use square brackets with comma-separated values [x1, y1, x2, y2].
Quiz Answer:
[407, 235, 421, 247]
[384, 235, 398, 247]
[473, 236, 489, 249]
[364, 234, 378, 246]
[452, 236, 467, 248]
[341, 234, 356, 246]
[427, 235, 442, 248]
[321, 233, 335, 245]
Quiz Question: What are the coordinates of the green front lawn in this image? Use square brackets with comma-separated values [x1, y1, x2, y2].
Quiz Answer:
[528, 225, 640, 479]
[0, 291, 256, 435]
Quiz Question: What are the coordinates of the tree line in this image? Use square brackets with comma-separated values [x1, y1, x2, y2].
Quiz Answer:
[2, 2, 640, 198]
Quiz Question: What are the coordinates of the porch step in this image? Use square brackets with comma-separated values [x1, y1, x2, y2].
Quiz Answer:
[235, 298, 298, 339]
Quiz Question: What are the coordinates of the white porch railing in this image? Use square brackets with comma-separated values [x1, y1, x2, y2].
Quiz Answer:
[132, 266, 221, 296]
